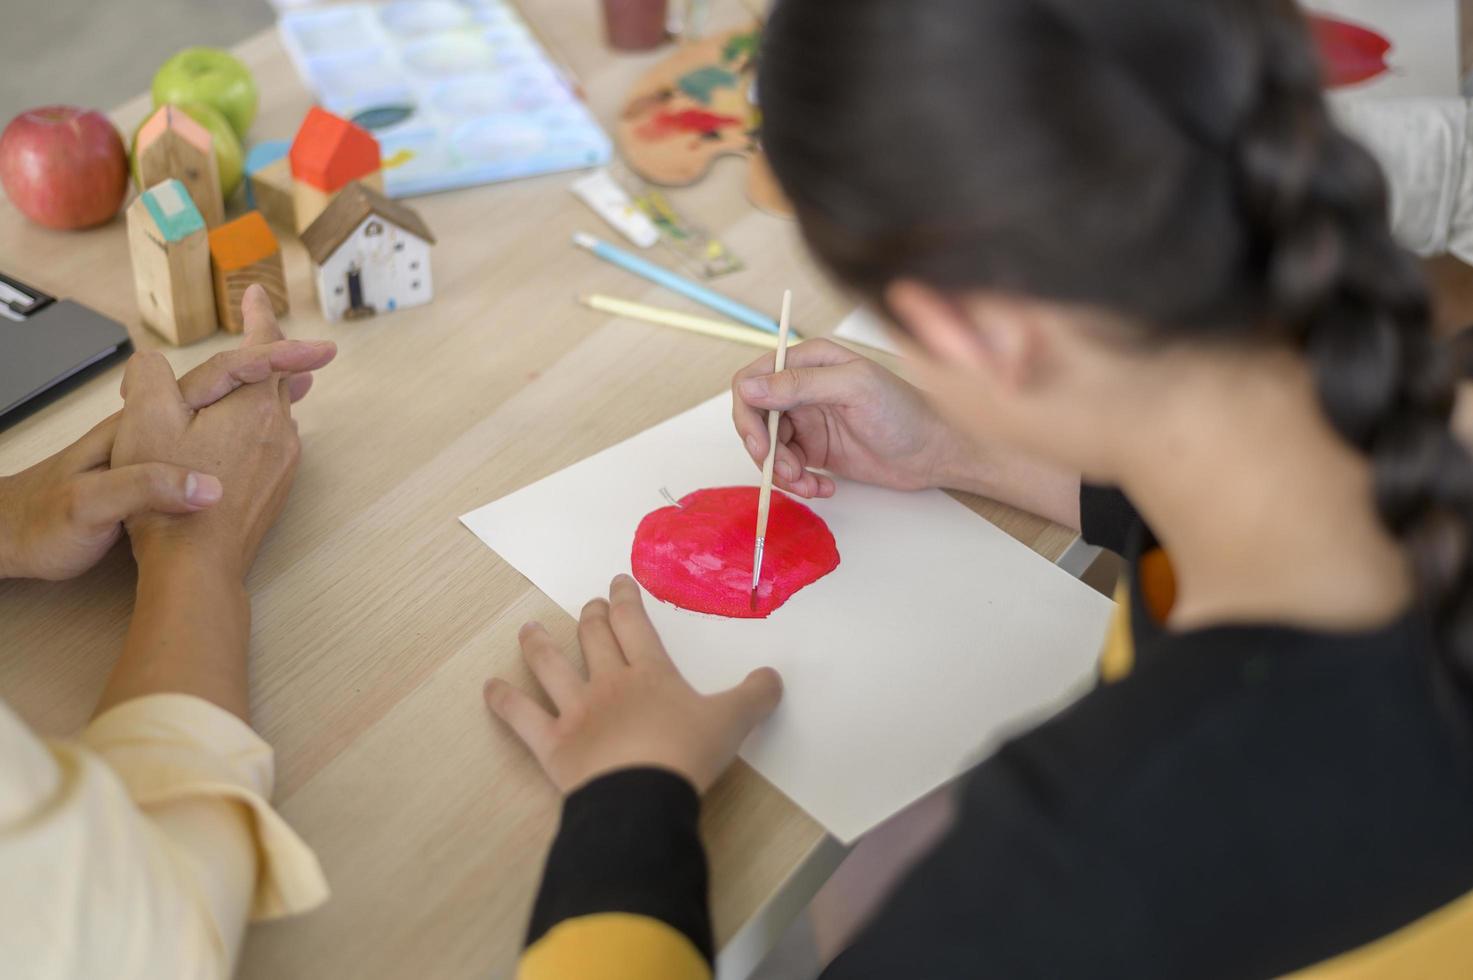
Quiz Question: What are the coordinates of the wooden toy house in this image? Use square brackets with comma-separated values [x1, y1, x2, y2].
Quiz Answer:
[208, 210, 289, 333]
[125, 179, 218, 345]
[289, 107, 383, 233]
[136, 105, 224, 227]
[300, 181, 434, 322]
[244, 140, 296, 231]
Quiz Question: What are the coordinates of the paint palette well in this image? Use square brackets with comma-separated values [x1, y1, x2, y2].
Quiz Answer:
[279, 0, 611, 197]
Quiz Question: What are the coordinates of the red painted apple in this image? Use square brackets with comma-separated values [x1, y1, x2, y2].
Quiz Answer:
[1308, 13, 1392, 89]
[631, 486, 840, 619]
[0, 106, 129, 230]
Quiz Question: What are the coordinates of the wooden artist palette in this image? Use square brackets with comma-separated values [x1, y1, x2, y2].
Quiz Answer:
[615, 25, 791, 217]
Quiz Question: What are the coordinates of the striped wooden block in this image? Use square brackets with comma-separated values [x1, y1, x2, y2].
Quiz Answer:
[207, 210, 289, 332]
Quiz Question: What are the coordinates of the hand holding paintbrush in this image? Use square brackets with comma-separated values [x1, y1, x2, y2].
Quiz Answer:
[751, 290, 794, 610]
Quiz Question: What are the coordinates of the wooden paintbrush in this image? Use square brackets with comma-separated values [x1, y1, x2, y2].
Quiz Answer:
[751, 289, 794, 611]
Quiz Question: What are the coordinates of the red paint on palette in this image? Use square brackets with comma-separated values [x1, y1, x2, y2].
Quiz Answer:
[631, 486, 840, 619]
[634, 108, 744, 141]
[1308, 13, 1391, 88]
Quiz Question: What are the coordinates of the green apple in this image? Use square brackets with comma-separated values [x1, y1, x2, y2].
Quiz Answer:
[151, 47, 258, 138]
[130, 101, 244, 199]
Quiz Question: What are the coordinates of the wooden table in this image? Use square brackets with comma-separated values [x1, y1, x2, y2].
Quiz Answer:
[0, 3, 1076, 976]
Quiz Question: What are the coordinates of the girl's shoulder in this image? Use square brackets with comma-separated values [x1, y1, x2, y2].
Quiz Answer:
[952, 618, 1473, 977]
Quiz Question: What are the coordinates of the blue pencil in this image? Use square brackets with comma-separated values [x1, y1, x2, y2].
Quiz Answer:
[573, 232, 781, 335]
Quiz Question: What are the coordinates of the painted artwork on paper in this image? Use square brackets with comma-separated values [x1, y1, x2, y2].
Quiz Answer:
[460, 393, 1116, 843]
[631, 486, 840, 619]
[1308, 13, 1392, 88]
[1301, 0, 1459, 98]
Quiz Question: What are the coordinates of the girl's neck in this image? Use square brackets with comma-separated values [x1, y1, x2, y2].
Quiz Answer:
[1111, 351, 1414, 634]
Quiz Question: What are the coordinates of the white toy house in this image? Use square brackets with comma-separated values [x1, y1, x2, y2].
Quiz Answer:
[300, 181, 436, 322]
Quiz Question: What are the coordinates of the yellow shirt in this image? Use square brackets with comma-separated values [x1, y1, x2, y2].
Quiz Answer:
[0, 693, 329, 977]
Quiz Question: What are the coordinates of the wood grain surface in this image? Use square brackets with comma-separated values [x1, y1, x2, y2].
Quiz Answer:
[0, 3, 1077, 976]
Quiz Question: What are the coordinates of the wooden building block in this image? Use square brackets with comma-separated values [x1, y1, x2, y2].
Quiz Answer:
[290, 106, 381, 191]
[136, 105, 225, 228]
[245, 141, 296, 231]
[253, 156, 297, 231]
[290, 107, 382, 233]
[126, 179, 218, 345]
[301, 181, 435, 322]
[294, 167, 383, 234]
[208, 210, 288, 333]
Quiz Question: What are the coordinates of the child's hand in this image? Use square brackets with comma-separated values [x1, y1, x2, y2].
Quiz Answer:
[485, 574, 783, 794]
[731, 338, 975, 498]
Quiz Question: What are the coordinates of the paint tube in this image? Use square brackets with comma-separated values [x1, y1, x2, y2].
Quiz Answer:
[571, 169, 661, 248]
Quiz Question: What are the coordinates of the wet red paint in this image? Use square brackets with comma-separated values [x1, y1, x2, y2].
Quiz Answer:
[1308, 13, 1391, 88]
[631, 486, 840, 619]
[634, 108, 743, 141]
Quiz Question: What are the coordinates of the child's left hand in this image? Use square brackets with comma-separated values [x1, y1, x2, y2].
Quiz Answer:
[485, 574, 783, 795]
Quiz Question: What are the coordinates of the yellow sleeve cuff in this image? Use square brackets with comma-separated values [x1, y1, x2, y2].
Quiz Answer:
[80, 693, 329, 920]
[519, 913, 712, 980]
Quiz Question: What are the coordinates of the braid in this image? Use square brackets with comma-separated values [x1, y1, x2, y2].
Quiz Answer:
[761, 0, 1473, 681]
[1233, 3, 1473, 681]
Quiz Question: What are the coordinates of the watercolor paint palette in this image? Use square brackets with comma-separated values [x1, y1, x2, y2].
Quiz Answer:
[278, 0, 611, 197]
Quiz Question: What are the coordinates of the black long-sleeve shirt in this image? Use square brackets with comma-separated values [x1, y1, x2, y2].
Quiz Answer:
[517, 486, 1473, 978]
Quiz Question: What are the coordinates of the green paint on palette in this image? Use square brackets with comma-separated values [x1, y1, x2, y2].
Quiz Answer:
[677, 66, 738, 105]
[352, 104, 416, 130]
[722, 31, 759, 65]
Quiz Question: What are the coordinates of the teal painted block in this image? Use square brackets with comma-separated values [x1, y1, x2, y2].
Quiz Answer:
[245, 140, 291, 210]
[141, 179, 205, 242]
[246, 140, 290, 174]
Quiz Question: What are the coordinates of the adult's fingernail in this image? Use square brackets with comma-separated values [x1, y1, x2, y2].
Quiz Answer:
[740, 377, 769, 399]
[187, 473, 222, 506]
[308, 340, 334, 349]
[777, 461, 796, 481]
[745, 434, 760, 456]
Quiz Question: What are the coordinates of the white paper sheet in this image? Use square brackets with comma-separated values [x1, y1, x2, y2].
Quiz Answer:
[832, 306, 903, 356]
[460, 394, 1114, 842]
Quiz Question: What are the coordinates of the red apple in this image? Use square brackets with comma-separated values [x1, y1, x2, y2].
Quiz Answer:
[0, 106, 129, 230]
[631, 486, 841, 619]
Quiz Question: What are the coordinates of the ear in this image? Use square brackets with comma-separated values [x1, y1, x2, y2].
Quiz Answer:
[885, 280, 1041, 392]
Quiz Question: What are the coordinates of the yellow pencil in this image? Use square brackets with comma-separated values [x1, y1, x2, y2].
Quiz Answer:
[580, 293, 786, 350]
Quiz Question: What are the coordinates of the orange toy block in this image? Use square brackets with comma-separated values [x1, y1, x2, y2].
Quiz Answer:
[136, 105, 225, 228]
[207, 211, 289, 333]
[290, 106, 380, 189]
[289, 107, 383, 232]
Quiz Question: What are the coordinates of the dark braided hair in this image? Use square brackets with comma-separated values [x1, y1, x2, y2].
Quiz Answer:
[759, 0, 1473, 681]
